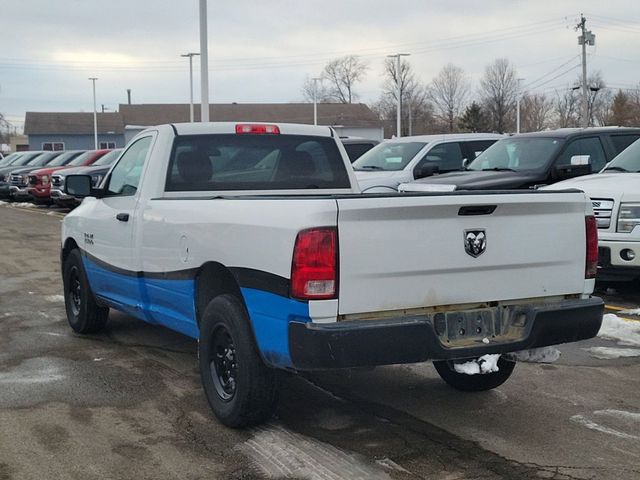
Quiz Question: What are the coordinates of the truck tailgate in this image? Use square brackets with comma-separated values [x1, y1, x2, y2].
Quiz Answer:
[336, 192, 589, 316]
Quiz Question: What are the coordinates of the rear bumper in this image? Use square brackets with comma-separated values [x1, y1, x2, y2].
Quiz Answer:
[289, 297, 603, 370]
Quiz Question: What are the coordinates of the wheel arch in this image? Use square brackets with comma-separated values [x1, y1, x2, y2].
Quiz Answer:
[61, 237, 80, 266]
[194, 261, 246, 327]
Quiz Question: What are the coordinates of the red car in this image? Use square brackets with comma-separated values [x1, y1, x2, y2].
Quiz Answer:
[28, 149, 111, 204]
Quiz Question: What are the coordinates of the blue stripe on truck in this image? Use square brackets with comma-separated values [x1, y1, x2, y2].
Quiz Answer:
[80, 252, 308, 368]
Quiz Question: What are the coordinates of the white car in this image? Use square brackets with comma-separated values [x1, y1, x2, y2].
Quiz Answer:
[544, 138, 640, 281]
[352, 133, 504, 192]
[60, 122, 602, 428]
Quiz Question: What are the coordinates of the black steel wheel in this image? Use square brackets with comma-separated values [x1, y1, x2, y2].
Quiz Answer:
[198, 294, 278, 428]
[210, 325, 237, 401]
[62, 249, 109, 334]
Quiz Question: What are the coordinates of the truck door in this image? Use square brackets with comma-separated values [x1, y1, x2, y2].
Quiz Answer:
[80, 134, 154, 317]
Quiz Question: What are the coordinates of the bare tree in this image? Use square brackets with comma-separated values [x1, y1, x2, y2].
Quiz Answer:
[377, 57, 432, 136]
[322, 55, 368, 104]
[428, 64, 470, 132]
[585, 72, 612, 127]
[521, 93, 554, 132]
[479, 58, 519, 133]
[301, 76, 331, 103]
[553, 88, 580, 128]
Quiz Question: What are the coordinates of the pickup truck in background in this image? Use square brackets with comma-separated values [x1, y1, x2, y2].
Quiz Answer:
[51, 149, 123, 208]
[27, 149, 110, 204]
[61, 122, 603, 428]
[352, 133, 503, 192]
[544, 138, 640, 281]
[400, 127, 640, 193]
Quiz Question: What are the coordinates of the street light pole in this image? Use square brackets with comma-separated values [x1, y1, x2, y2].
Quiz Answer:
[312, 77, 321, 125]
[181, 53, 200, 122]
[199, 0, 209, 122]
[387, 53, 410, 137]
[89, 77, 98, 149]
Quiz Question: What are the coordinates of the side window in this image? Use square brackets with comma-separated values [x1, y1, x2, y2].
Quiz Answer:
[105, 136, 152, 196]
[415, 142, 464, 173]
[610, 135, 640, 155]
[556, 137, 607, 172]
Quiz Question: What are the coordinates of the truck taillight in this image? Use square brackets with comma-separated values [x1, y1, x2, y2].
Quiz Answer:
[585, 215, 598, 279]
[291, 227, 337, 300]
[235, 124, 280, 134]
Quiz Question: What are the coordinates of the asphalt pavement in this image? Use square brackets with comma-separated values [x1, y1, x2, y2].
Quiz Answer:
[1, 203, 638, 480]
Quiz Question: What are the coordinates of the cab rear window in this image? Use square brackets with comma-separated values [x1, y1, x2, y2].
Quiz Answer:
[165, 134, 350, 191]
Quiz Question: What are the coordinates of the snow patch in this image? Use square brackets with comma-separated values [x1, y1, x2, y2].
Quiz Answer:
[0, 365, 65, 385]
[571, 411, 640, 440]
[0, 200, 7, 206]
[598, 314, 640, 347]
[585, 347, 640, 359]
[619, 307, 640, 316]
[242, 423, 391, 479]
[507, 346, 561, 363]
[11, 202, 36, 208]
[454, 354, 500, 375]
[45, 295, 65, 303]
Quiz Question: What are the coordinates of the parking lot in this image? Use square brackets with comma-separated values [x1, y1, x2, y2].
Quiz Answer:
[1, 202, 639, 480]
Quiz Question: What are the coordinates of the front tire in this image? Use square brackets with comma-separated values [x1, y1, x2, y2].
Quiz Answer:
[433, 356, 515, 392]
[198, 294, 278, 428]
[62, 249, 109, 334]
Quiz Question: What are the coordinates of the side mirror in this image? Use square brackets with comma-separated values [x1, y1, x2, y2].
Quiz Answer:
[415, 163, 439, 179]
[462, 158, 471, 168]
[570, 155, 591, 166]
[65, 174, 97, 198]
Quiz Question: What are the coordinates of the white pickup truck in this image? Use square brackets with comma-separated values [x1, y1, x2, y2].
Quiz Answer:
[61, 122, 603, 428]
[544, 138, 640, 281]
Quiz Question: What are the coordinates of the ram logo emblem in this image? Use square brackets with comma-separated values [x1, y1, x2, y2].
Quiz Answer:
[464, 230, 486, 258]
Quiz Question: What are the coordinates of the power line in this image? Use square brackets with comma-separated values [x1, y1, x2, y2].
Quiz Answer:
[522, 55, 580, 89]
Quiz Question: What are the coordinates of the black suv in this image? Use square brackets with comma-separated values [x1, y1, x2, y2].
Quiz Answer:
[405, 127, 640, 190]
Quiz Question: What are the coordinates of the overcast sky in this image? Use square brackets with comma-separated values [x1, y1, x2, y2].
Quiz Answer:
[1, 0, 639, 129]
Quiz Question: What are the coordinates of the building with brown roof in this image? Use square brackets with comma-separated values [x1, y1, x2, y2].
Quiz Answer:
[24, 103, 383, 150]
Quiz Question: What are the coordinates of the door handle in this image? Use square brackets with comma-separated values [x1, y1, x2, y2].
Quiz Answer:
[116, 213, 129, 222]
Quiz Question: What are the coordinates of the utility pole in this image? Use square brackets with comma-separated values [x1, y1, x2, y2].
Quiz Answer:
[181, 52, 200, 122]
[312, 77, 321, 125]
[387, 53, 410, 137]
[89, 77, 98, 150]
[577, 14, 595, 127]
[516, 78, 524, 134]
[199, 0, 210, 122]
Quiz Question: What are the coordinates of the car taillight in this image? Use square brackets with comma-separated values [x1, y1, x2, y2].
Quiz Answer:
[235, 124, 280, 134]
[585, 215, 598, 279]
[291, 227, 337, 300]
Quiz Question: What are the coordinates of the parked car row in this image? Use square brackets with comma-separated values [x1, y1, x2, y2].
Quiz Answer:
[0, 148, 122, 206]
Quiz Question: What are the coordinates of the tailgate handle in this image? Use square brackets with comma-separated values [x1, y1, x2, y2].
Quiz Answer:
[458, 205, 496, 216]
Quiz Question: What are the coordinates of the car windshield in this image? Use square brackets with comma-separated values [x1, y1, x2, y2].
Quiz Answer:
[352, 142, 426, 171]
[11, 153, 41, 166]
[0, 153, 20, 166]
[28, 152, 62, 166]
[67, 151, 93, 167]
[47, 151, 83, 167]
[602, 139, 640, 173]
[466, 137, 561, 171]
[93, 149, 122, 166]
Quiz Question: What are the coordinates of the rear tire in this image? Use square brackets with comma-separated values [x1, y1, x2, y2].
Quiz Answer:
[62, 249, 109, 334]
[433, 357, 515, 392]
[198, 294, 279, 428]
